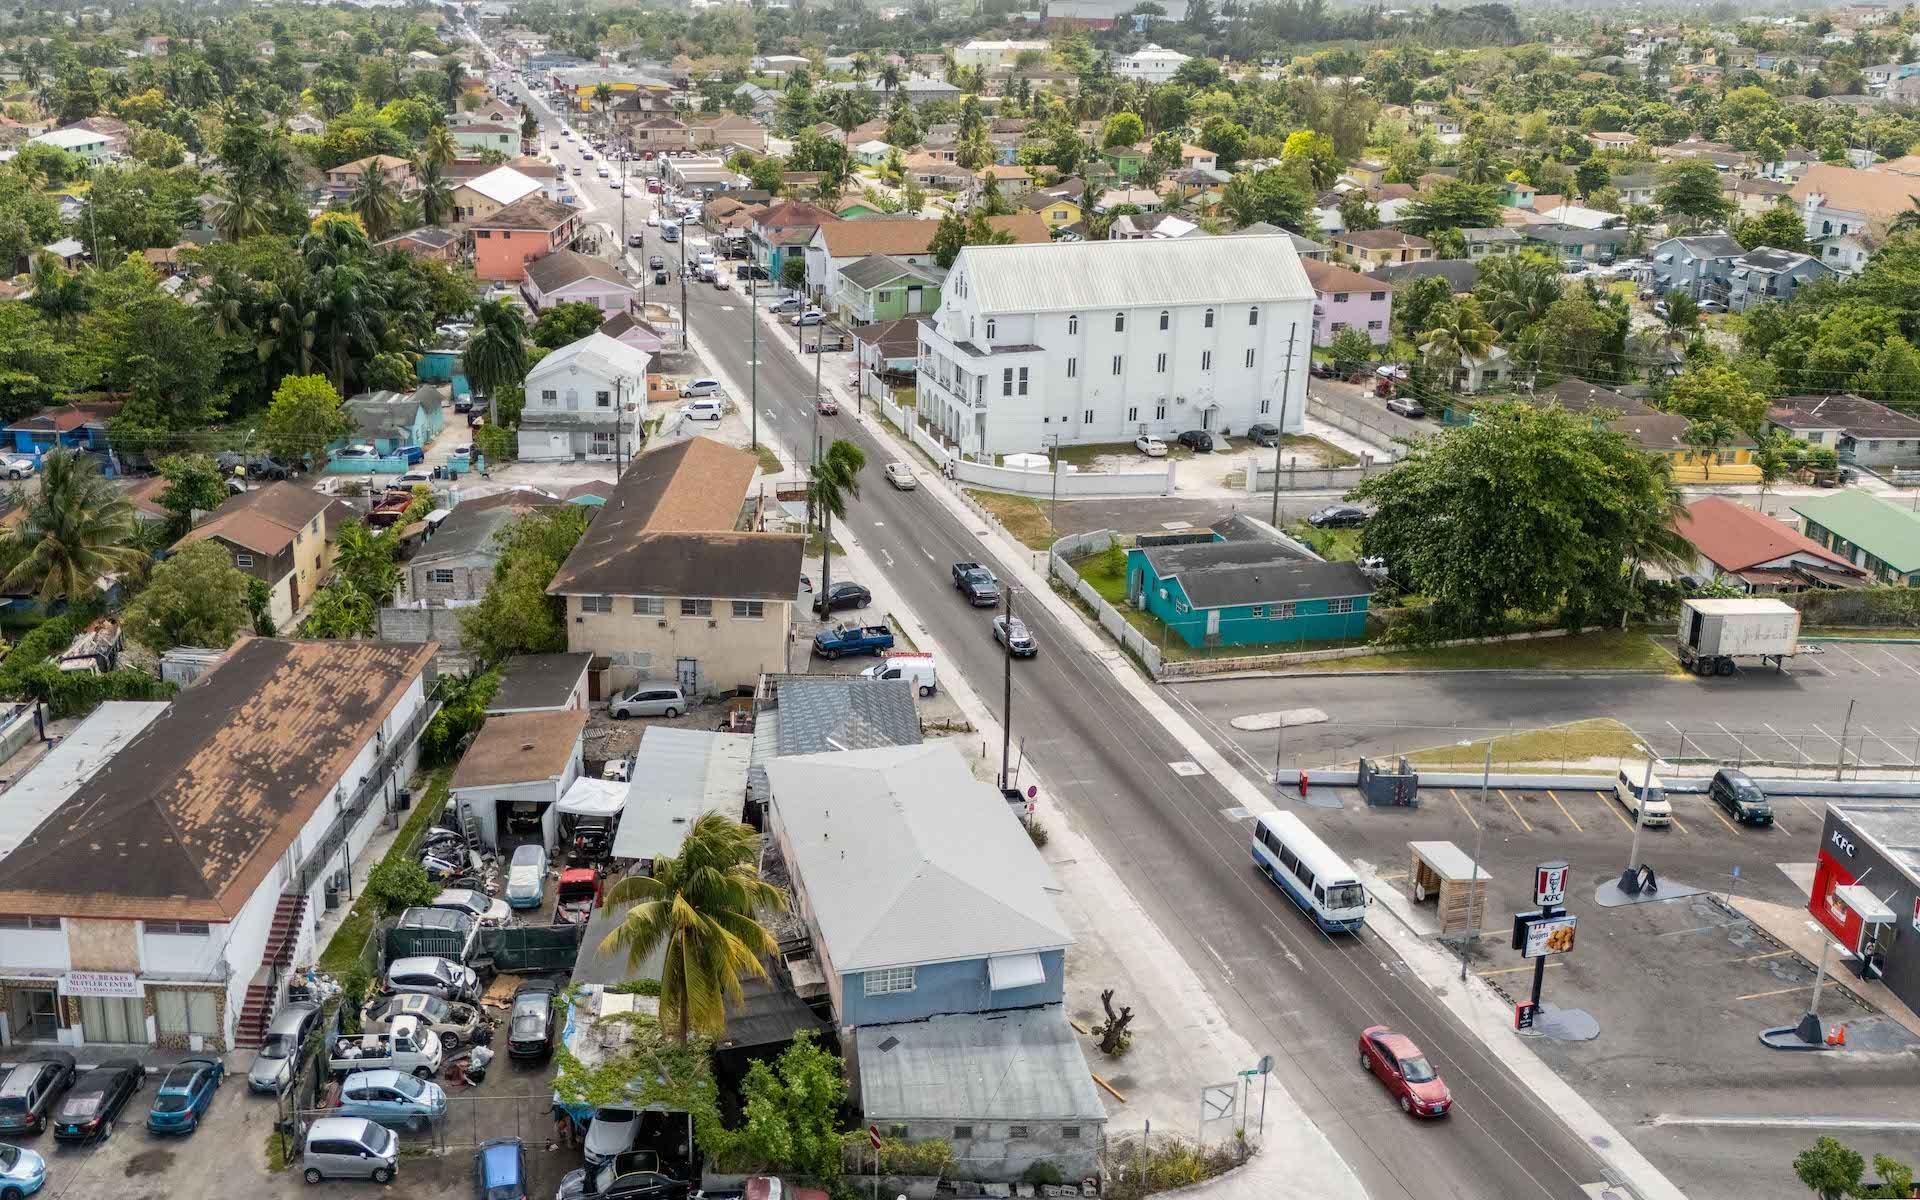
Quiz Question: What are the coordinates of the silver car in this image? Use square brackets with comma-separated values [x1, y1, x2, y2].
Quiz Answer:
[610, 684, 686, 719]
[248, 1001, 322, 1094]
[884, 462, 916, 490]
[383, 956, 478, 1004]
[302, 1116, 398, 1185]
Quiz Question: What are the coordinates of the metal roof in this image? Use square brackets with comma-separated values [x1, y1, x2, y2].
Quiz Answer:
[610, 728, 752, 862]
[771, 676, 922, 756]
[764, 742, 1072, 972]
[954, 235, 1312, 315]
[0, 702, 167, 860]
[1792, 491, 1920, 573]
[855, 1006, 1106, 1122]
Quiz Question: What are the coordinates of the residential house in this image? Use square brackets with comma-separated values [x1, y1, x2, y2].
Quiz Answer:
[1108, 211, 1200, 240]
[323, 154, 417, 201]
[453, 166, 543, 224]
[1727, 248, 1833, 311]
[546, 438, 804, 696]
[470, 194, 582, 282]
[1101, 143, 1147, 180]
[807, 215, 1047, 312]
[341, 385, 446, 457]
[838, 255, 944, 324]
[1610, 173, 1659, 208]
[1500, 179, 1538, 209]
[1650, 234, 1745, 300]
[1864, 61, 1920, 90]
[1020, 190, 1083, 231]
[1673, 496, 1867, 593]
[1126, 518, 1374, 648]
[628, 117, 690, 154]
[0, 637, 434, 1051]
[405, 503, 520, 605]
[1302, 258, 1391, 347]
[749, 200, 838, 282]
[854, 316, 930, 397]
[522, 250, 636, 316]
[1460, 227, 1523, 258]
[27, 128, 109, 164]
[1727, 177, 1792, 218]
[954, 39, 1049, 72]
[1331, 229, 1434, 272]
[375, 227, 462, 262]
[3, 402, 118, 463]
[972, 164, 1031, 205]
[1376, 259, 1480, 294]
[484, 652, 593, 716]
[1588, 131, 1639, 150]
[1769, 393, 1920, 468]
[1343, 158, 1389, 189]
[852, 140, 891, 167]
[517, 332, 649, 463]
[1792, 491, 1920, 585]
[176, 483, 349, 628]
[684, 113, 766, 153]
[1793, 164, 1920, 273]
[1610, 408, 1763, 483]
[1524, 223, 1632, 263]
[450, 122, 518, 156]
[1535, 201, 1624, 230]
[916, 236, 1314, 457]
[595, 311, 669, 356]
[448, 708, 588, 852]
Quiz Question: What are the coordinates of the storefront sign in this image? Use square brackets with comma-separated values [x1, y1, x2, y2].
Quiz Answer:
[57, 971, 142, 998]
[1519, 913, 1578, 959]
[1534, 862, 1568, 908]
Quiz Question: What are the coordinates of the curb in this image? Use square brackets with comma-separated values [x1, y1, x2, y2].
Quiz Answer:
[1163, 667, 1680, 682]
[1800, 635, 1920, 645]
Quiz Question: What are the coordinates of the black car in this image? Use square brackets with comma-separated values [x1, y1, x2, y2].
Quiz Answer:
[1245, 423, 1282, 447]
[1709, 768, 1774, 826]
[557, 1162, 693, 1200]
[1176, 430, 1215, 453]
[735, 263, 771, 281]
[507, 980, 558, 1060]
[811, 581, 871, 615]
[0, 1051, 77, 1137]
[52, 1059, 143, 1144]
[1307, 504, 1369, 529]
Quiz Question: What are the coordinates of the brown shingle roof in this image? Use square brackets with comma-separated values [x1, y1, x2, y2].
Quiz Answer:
[525, 249, 631, 293]
[1301, 258, 1377, 294]
[0, 637, 434, 921]
[1791, 164, 1920, 222]
[818, 214, 1047, 258]
[176, 482, 338, 557]
[471, 193, 576, 232]
[1336, 229, 1433, 251]
[449, 708, 587, 790]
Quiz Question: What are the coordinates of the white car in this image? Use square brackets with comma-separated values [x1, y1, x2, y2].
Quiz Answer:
[679, 378, 722, 398]
[1134, 436, 1168, 457]
[884, 461, 917, 490]
[0, 454, 35, 479]
[646, 212, 659, 226]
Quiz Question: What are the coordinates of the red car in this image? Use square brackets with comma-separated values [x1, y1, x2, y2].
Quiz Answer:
[1358, 1026, 1452, 1117]
[816, 397, 839, 416]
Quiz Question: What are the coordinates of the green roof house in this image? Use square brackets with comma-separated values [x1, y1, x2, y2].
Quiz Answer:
[837, 254, 944, 324]
[1790, 491, 1920, 585]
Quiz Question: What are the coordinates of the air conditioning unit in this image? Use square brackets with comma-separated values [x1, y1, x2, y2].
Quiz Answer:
[657, 619, 668, 628]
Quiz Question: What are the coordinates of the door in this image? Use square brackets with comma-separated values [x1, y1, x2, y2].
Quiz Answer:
[6, 987, 59, 1042]
[675, 658, 698, 694]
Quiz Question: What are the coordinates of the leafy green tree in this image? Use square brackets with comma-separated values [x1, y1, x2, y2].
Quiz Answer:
[0, 302, 72, 422]
[1219, 166, 1313, 230]
[1684, 416, 1737, 479]
[365, 856, 439, 915]
[532, 301, 606, 350]
[1666, 364, 1769, 433]
[155, 454, 229, 537]
[465, 297, 529, 411]
[1473, 254, 1566, 337]
[301, 580, 375, 638]
[1733, 203, 1811, 253]
[1281, 130, 1340, 190]
[781, 257, 807, 290]
[1327, 328, 1376, 378]
[349, 168, 404, 240]
[121, 540, 251, 653]
[1793, 1136, 1863, 1200]
[1418, 297, 1499, 389]
[334, 519, 399, 606]
[1198, 115, 1250, 166]
[1338, 193, 1380, 233]
[733, 1033, 848, 1180]
[0, 449, 145, 603]
[262, 374, 351, 468]
[1660, 290, 1700, 348]
[599, 812, 788, 1041]
[1852, 336, 1920, 413]
[1656, 160, 1732, 232]
[929, 210, 1015, 270]
[1101, 111, 1145, 151]
[208, 179, 272, 243]
[459, 506, 589, 662]
[366, 352, 415, 393]
[810, 439, 865, 627]
[246, 577, 277, 637]
[1399, 180, 1503, 235]
[1394, 275, 1454, 343]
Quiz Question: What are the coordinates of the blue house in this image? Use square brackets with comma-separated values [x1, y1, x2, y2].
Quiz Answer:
[764, 741, 1072, 1028]
[4, 402, 119, 467]
[1127, 519, 1374, 648]
[338, 385, 448, 456]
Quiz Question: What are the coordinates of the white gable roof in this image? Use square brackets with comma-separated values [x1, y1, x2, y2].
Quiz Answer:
[33, 128, 108, 150]
[953, 233, 1313, 315]
[465, 166, 542, 207]
[525, 332, 652, 387]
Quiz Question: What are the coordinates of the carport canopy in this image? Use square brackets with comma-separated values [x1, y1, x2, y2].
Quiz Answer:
[557, 776, 626, 819]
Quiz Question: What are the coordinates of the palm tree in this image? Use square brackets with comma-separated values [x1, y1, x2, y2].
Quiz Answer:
[1418, 298, 1499, 391]
[598, 812, 787, 1041]
[464, 297, 528, 421]
[592, 82, 613, 140]
[1, 449, 145, 604]
[416, 159, 455, 227]
[1683, 416, 1735, 481]
[879, 61, 901, 108]
[349, 168, 402, 240]
[1889, 201, 1920, 236]
[809, 439, 866, 627]
[209, 179, 269, 242]
[1752, 429, 1799, 512]
[1619, 453, 1692, 628]
[830, 88, 866, 143]
[27, 259, 90, 329]
[1473, 254, 1564, 337]
[442, 57, 466, 108]
[420, 124, 456, 171]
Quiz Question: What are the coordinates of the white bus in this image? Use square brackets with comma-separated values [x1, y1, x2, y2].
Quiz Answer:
[1250, 811, 1368, 934]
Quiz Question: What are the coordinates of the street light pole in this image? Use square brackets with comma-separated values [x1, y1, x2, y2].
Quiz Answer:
[678, 214, 689, 350]
[1272, 321, 1297, 528]
[1460, 739, 1490, 980]
[1045, 434, 1060, 534]
[1622, 746, 1655, 887]
[750, 271, 759, 452]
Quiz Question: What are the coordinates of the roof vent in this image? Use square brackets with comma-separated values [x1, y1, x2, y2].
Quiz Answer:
[522, 742, 535, 751]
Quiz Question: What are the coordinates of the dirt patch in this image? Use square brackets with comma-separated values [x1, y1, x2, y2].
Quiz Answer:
[125, 1147, 176, 1177]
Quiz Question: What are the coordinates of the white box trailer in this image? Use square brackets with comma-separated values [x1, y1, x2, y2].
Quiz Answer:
[1676, 598, 1801, 675]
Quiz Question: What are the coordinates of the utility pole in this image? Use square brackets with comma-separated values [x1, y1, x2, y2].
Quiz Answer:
[1271, 321, 1298, 528]
[618, 153, 627, 263]
[1000, 586, 1014, 790]
[812, 316, 823, 462]
[1460, 740, 1490, 980]
[613, 375, 624, 475]
[750, 270, 759, 452]
[1835, 697, 1856, 781]
[1045, 434, 1060, 534]
[679, 213, 689, 350]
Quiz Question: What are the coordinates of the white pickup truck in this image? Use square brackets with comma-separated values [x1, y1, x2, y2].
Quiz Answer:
[328, 1014, 445, 1079]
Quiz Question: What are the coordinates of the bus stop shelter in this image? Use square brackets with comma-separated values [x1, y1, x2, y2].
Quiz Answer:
[1408, 840, 1491, 937]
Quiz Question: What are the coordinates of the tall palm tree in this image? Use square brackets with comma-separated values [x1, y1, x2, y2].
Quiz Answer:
[598, 812, 787, 1041]
[1418, 298, 1499, 391]
[809, 438, 866, 626]
[1619, 452, 1692, 628]
[1473, 254, 1564, 337]
[416, 159, 455, 227]
[879, 61, 901, 107]
[420, 124, 456, 171]
[209, 179, 269, 242]
[592, 82, 614, 140]
[1, 449, 145, 603]
[464, 297, 528, 420]
[441, 57, 466, 108]
[349, 168, 402, 240]
[829, 88, 866, 143]
[28, 259, 90, 329]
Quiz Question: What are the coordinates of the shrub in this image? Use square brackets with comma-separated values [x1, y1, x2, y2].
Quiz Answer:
[363, 856, 438, 916]
[1026, 819, 1049, 849]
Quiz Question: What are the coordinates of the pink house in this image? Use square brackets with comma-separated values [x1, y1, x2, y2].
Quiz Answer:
[469, 194, 582, 282]
[1303, 259, 1392, 347]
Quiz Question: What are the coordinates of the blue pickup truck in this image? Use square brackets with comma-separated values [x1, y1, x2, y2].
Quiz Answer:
[813, 624, 896, 659]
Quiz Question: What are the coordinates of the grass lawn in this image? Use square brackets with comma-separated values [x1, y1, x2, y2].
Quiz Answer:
[966, 489, 1055, 549]
[1406, 717, 1644, 770]
[1800, 626, 1920, 640]
[1049, 440, 1192, 467]
[317, 767, 451, 977]
[890, 387, 916, 408]
[1289, 523, 1362, 562]
[1277, 433, 1359, 468]
[803, 530, 845, 556]
[1073, 546, 1129, 604]
[1282, 629, 1682, 675]
[752, 444, 784, 476]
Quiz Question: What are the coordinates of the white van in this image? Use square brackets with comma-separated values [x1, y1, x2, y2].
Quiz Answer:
[862, 654, 938, 697]
[1614, 764, 1672, 827]
[595, 165, 609, 178]
[678, 397, 725, 423]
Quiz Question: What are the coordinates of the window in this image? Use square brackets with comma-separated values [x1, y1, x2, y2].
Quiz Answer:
[79, 995, 143, 1044]
[1063, 1126, 1082, 1140]
[1156, 352, 1167, 373]
[1333, 291, 1349, 303]
[428, 569, 455, 585]
[1112, 355, 1123, 375]
[581, 595, 613, 613]
[633, 596, 666, 615]
[1273, 602, 1295, 620]
[1251, 605, 1265, 617]
[1201, 350, 1212, 371]
[154, 990, 217, 1039]
[1259, 399, 1271, 414]
[0, 914, 59, 930]
[1367, 320, 1384, 331]
[1113, 312, 1125, 332]
[1002, 368, 1013, 397]
[1158, 310, 1170, 331]
[1066, 357, 1077, 378]
[864, 966, 916, 995]
[1068, 314, 1079, 334]
[1083, 409, 1094, 424]
[1330, 321, 1347, 333]
[1370, 291, 1386, 302]
[1009, 1126, 1031, 1140]
[595, 390, 611, 408]
[1155, 403, 1166, 420]
[1017, 367, 1028, 395]
[1245, 349, 1256, 368]
[1248, 307, 1259, 326]
[1127, 406, 1138, 422]
[1328, 598, 1356, 614]
[985, 318, 996, 340]
[234, 553, 254, 568]
[732, 600, 765, 619]
[680, 598, 714, 617]
[541, 389, 557, 403]
[954, 1125, 975, 1140]
[1203, 308, 1214, 328]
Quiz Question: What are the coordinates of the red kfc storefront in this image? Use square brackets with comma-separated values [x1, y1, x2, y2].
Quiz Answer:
[1811, 804, 1920, 996]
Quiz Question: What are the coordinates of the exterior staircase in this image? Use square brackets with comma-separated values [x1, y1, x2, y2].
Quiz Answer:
[233, 893, 308, 1048]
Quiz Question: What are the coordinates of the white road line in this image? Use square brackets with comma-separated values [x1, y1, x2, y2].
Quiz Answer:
[1879, 646, 1920, 676]
[1763, 722, 1811, 763]
[1831, 644, 1881, 676]
[1810, 722, 1860, 766]
[1861, 725, 1914, 764]
[1648, 1115, 1920, 1133]
[1714, 722, 1758, 760]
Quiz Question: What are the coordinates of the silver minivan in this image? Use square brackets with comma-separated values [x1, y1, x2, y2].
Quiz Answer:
[302, 1115, 398, 1184]
[610, 684, 686, 719]
[249, 1001, 322, 1094]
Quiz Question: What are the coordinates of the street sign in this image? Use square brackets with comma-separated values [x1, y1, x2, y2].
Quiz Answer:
[1534, 861, 1568, 908]
[1256, 1054, 1274, 1075]
[868, 1125, 881, 1149]
[1514, 1001, 1538, 1030]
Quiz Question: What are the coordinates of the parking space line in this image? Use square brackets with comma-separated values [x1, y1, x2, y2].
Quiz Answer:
[1771, 817, 1793, 836]
[1377, 870, 1408, 881]
[1735, 985, 1806, 1001]
[1877, 647, 1920, 677]
[1723, 949, 1794, 964]
[1765, 722, 1812, 762]
[1669, 812, 1692, 836]
[1497, 789, 1534, 833]
[1449, 788, 1480, 831]
[1715, 721, 1758, 760]
[1477, 962, 1565, 978]
[1707, 806, 1740, 834]
[1831, 645, 1882, 676]
[1597, 790, 1634, 831]
[1861, 725, 1915, 765]
[1795, 796, 1825, 821]
[1545, 790, 1583, 834]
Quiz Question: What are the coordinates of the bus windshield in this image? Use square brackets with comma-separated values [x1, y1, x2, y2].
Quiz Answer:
[1323, 882, 1365, 911]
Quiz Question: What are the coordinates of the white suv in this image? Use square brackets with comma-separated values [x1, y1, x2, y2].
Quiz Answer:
[610, 684, 686, 719]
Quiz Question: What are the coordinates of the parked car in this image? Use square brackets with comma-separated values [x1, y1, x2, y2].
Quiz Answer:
[384, 955, 480, 1004]
[0, 454, 36, 479]
[1307, 504, 1369, 528]
[789, 309, 826, 326]
[1385, 396, 1427, 419]
[333, 1069, 446, 1133]
[0, 1053, 76, 1137]
[993, 614, 1038, 657]
[507, 980, 559, 1061]
[884, 461, 916, 489]
[1176, 430, 1215, 453]
[769, 295, 804, 314]
[505, 843, 548, 911]
[610, 684, 686, 720]
[0, 1143, 46, 1197]
[556, 1162, 693, 1200]
[1709, 768, 1773, 826]
[1134, 435, 1167, 457]
[302, 1116, 398, 1186]
[1245, 422, 1282, 447]
[51, 1060, 142, 1144]
[249, 1001, 324, 1094]
[361, 992, 486, 1053]
[736, 263, 771, 281]
[476, 1138, 530, 1200]
[583, 1110, 638, 1168]
[1613, 763, 1672, 828]
[810, 581, 872, 615]
[144, 1057, 223, 1135]
[333, 444, 380, 461]
[812, 623, 895, 659]
[429, 888, 513, 929]
[1358, 1026, 1452, 1117]
[678, 377, 722, 398]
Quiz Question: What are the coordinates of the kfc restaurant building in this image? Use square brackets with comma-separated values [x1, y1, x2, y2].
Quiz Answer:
[1810, 804, 1920, 997]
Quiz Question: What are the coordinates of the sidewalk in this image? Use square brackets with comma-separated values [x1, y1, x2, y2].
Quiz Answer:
[1728, 890, 1920, 1040]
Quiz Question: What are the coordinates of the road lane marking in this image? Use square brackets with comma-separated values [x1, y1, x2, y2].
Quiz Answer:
[1477, 962, 1564, 978]
[1598, 791, 1634, 830]
[1733, 985, 1805, 1001]
[1449, 788, 1479, 830]
[1879, 646, 1920, 676]
[1707, 806, 1740, 834]
[1650, 1115, 1920, 1132]
[1831, 645, 1881, 675]
[1714, 721, 1758, 760]
[1496, 789, 1533, 833]
[1719, 949, 1794, 964]
[1545, 790, 1583, 833]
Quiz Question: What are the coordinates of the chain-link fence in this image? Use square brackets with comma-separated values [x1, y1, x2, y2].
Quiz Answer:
[298, 1091, 557, 1156]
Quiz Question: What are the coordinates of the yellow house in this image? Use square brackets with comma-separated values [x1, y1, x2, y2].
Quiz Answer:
[1610, 410, 1763, 483]
[175, 483, 351, 629]
[1023, 192, 1083, 231]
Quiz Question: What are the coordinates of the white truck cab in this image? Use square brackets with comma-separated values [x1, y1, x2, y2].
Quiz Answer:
[862, 653, 938, 697]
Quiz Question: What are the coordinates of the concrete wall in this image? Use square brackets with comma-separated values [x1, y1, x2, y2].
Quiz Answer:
[1243, 457, 1382, 494]
[1048, 530, 1164, 675]
[838, 950, 1065, 1026]
[379, 604, 470, 649]
[886, 396, 1175, 499]
[1304, 397, 1407, 461]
